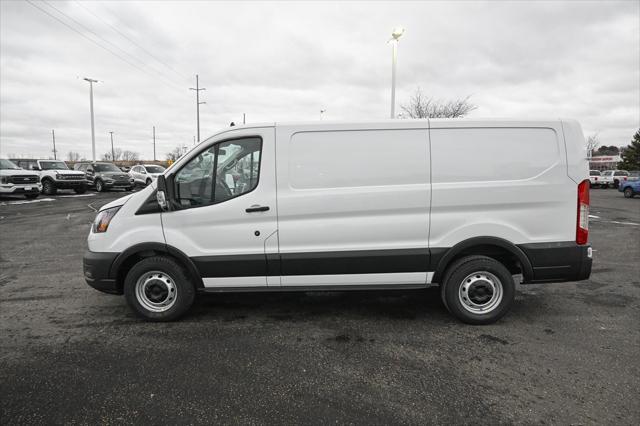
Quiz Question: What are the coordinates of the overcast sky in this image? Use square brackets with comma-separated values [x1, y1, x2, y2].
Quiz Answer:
[1, 0, 638, 160]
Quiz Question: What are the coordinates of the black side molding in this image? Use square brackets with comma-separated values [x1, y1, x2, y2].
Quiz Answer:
[518, 242, 592, 283]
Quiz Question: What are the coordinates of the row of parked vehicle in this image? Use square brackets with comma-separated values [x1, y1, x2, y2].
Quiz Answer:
[0, 157, 166, 198]
[588, 169, 640, 198]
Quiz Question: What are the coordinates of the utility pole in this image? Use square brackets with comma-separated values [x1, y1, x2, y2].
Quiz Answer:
[109, 131, 115, 161]
[83, 77, 99, 161]
[189, 74, 206, 142]
[51, 129, 57, 159]
[153, 126, 156, 161]
[243, 113, 246, 125]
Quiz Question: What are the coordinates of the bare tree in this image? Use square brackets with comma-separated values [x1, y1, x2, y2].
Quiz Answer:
[585, 133, 600, 157]
[166, 145, 184, 162]
[121, 150, 140, 161]
[102, 148, 124, 161]
[400, 88, 477, 118]
[67, 151, 81, 161]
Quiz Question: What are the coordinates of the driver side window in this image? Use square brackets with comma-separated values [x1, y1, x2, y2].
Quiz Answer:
[174, 137, 262, 209]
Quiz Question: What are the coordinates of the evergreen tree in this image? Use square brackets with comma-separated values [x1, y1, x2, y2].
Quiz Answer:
[618, 129, 640, 170]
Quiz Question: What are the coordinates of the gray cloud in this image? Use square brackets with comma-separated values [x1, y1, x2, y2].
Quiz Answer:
[1, 0, 638, 160]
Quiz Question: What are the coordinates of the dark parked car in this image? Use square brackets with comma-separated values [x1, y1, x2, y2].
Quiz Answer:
[74, 161, 134, 192]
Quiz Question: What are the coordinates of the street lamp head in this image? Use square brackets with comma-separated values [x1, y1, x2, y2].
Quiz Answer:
[391, 27, 405, 40]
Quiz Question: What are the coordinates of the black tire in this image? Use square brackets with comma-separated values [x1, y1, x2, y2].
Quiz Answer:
[146, 178, 152, 186]
[74, 185, 87, 194]
[124, 256, 196, 321]
[42, 179, 57, 195]
[613, 179, 619, 189]
[25, 193, 39, 199]
[624, 187, 634, 198]
[440, 255, 515, 325]
[95, 179, 104, 192]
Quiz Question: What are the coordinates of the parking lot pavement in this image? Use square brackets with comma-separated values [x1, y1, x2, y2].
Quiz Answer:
[1, 189, 638, 424]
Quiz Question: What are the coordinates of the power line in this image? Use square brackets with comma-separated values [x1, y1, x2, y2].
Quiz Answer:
[26, 0, 183, 93]
[73, 0, 189, 82]
[41, 0, 183, 91]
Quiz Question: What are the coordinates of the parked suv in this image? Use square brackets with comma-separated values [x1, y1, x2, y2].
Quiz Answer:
[129, 164, 166, 186]
[600, 170, 628, 189]
[75, 162, 134, 192]
[11, 159, 87, 195]
[0, 158, 41, 199]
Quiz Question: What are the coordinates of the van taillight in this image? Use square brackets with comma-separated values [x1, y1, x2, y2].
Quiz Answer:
[576, 179, 590, 245]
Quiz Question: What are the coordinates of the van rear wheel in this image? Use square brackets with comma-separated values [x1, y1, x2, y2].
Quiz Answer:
[124, 256, 195, 321]
[440, 255, 515, 325]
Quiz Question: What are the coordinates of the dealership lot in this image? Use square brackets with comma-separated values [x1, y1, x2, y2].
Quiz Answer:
[1, 189, 638, 424]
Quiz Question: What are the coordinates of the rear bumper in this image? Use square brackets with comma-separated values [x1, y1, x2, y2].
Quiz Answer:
[83, 250, 121, 294]
[518, 242, 592, 284]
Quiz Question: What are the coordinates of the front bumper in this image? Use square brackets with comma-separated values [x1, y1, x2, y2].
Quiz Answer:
[518, 242, 592, 283]
[103, 180, 133, 189]
[0, 184, 41, 194]
[54, 180, 87, 189]
[83, 250, 121, 294]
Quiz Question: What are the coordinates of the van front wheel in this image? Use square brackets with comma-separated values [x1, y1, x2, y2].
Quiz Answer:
[440, 255, 515, 325]
[124, 256, 195, 321]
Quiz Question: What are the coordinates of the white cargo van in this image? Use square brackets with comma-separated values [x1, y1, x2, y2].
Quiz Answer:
[83, 119, 592, 324]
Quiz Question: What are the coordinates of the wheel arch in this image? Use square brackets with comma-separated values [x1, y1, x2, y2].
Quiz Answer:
[110, 242, 204, 292]
[432, 236, 533, 283]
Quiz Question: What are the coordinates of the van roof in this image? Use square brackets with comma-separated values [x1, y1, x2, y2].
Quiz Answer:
[203, 118, 567, 140]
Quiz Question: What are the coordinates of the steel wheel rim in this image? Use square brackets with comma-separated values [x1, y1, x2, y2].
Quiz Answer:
[135, 270, 177, 313]
[458, 271, 503, 314]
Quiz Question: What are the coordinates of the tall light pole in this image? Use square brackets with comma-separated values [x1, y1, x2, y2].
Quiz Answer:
[153, 126, 156, 161]
[389, 27, 404, 119]
[109, 131, 115, 161]
[189, 74, 206, 142]
[83, 77, 99, 160]
[51, 129, 57, 159]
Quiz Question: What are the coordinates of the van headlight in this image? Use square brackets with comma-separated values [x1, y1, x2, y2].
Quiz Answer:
[93, 206, 121, 233]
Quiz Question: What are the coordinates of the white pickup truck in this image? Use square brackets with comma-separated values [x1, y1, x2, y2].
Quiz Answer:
[600, 170, 629, 189]
[0, 158, 41, 199]
[10, 159, 87, 195]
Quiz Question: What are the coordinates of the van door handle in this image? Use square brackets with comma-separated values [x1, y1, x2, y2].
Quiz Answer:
[246, 205, 270, 213]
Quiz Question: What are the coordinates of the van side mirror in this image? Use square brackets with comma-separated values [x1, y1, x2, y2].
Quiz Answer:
[157, 175, 169, 211]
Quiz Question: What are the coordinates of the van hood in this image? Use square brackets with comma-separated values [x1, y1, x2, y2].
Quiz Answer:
[99, 193, 135, 211]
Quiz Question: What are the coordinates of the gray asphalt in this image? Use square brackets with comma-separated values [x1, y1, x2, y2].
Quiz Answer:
[1, 188, 639, 425]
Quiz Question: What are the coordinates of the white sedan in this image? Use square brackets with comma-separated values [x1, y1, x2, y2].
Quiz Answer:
[129, 164, 166, 186]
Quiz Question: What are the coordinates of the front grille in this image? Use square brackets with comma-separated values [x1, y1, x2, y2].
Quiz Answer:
[58, 174, 85, 180]
[9, 175, 38, 184]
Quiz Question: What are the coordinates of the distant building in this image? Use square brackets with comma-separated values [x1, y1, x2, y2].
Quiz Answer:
[589, 155, 621, 171]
